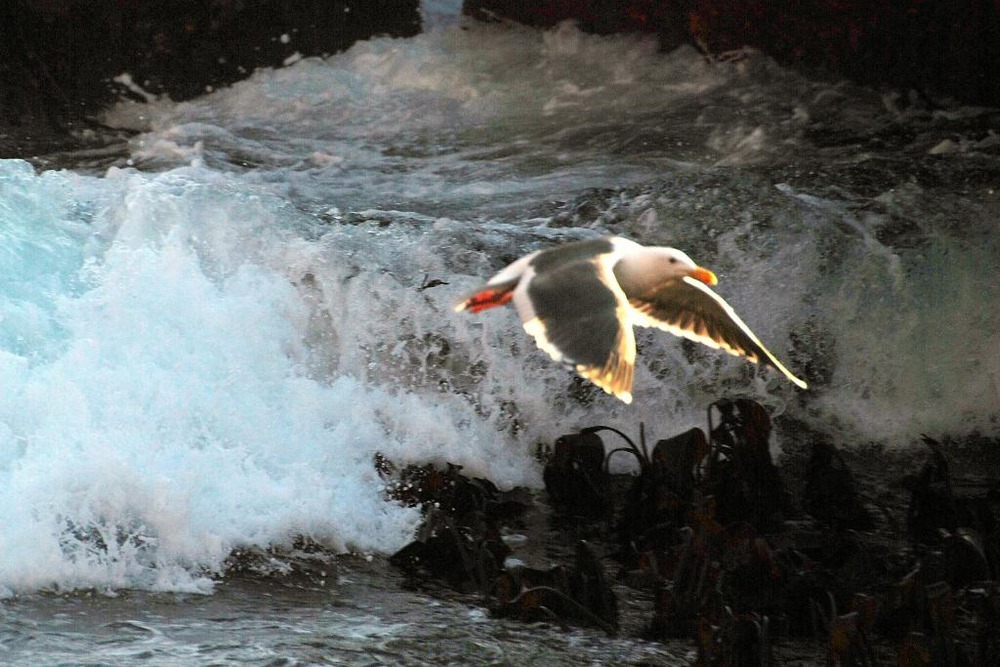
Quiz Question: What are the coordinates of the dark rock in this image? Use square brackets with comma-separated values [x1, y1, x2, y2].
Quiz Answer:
[490, 540, 618, 633]
[705, 398, 789, 532]
[978, 585, 1000, 666]
[567, 540, 618, 630]
[939, 529, 991, 588]
[464, 0, 669, 35]
[379, 457, 529, 591]
[898, 632, 934, 667]
[542, 429, 612, 516]
[616, 427, 708, 564]
[768, 547, 833, 637]
[902, 437, 1000, 582]
[378, 456, 530, 522]
[905, 437, 961, 544]
[803, 440, 875, 531]
[921, 581, 965, 666]
[693, 601, 772, 667]
[223, 537, 338, 588]
[1, 0, 420, 151]
[389, 508, 510, 591]
[463, 0, 1000, 106]
[826, 611, 875, 667]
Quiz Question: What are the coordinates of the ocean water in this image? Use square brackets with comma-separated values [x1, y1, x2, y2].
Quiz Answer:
[2, 3, 998, 662]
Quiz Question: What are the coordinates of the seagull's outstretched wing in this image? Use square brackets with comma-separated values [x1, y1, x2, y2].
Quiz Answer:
[627, 276, 807, 389]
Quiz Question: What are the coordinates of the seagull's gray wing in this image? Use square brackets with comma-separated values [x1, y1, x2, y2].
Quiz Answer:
[514, 255, 636, 402]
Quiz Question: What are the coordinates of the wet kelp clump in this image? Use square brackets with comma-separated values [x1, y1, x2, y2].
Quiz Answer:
[383, 401, 1000, 665]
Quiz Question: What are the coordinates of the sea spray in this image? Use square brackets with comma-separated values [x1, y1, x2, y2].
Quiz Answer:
[0, 162, 537, 594]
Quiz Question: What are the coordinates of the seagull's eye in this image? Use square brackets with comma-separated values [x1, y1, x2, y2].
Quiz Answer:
[668, 258, 677, 264]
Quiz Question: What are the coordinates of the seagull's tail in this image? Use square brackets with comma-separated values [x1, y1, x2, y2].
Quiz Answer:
[453, 280, 518, 314]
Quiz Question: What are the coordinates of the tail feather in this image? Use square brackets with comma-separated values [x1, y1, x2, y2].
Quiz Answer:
[454, 285, 515, 313]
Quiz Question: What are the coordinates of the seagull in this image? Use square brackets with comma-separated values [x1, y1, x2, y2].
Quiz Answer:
[454, 236, 807, 403]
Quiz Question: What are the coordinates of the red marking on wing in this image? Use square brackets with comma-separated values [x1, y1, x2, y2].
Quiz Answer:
[463, 287, 514, 313]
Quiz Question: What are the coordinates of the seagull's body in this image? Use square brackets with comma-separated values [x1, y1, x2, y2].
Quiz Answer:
[454, 236, 806, 403]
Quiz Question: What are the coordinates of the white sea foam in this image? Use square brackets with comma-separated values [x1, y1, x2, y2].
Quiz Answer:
[2, 15, 997, 594]
[101, 17, 735, 217]
[0, 161, 541, 594]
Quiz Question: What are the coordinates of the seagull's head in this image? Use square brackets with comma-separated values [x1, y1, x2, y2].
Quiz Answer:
[653, 247, 718, 286]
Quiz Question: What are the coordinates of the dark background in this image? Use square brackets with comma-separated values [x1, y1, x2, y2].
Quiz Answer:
[2, 0, 997, 156]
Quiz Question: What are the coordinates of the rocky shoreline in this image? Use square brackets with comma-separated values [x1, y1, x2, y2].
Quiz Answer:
[360, 402, 1000, 665]
[215, 401, 1000, 665]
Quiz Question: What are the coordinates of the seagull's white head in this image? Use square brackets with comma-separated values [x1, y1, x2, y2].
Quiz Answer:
[644, 247, 718, 286]
[612, 238, 719, 298]
[611, 242, 719, 298]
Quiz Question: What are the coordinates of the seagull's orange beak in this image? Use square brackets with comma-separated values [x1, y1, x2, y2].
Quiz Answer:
[689, 266, 718, 286]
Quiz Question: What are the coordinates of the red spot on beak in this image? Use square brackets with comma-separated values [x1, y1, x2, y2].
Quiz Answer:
[689, 266, 718, 286]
